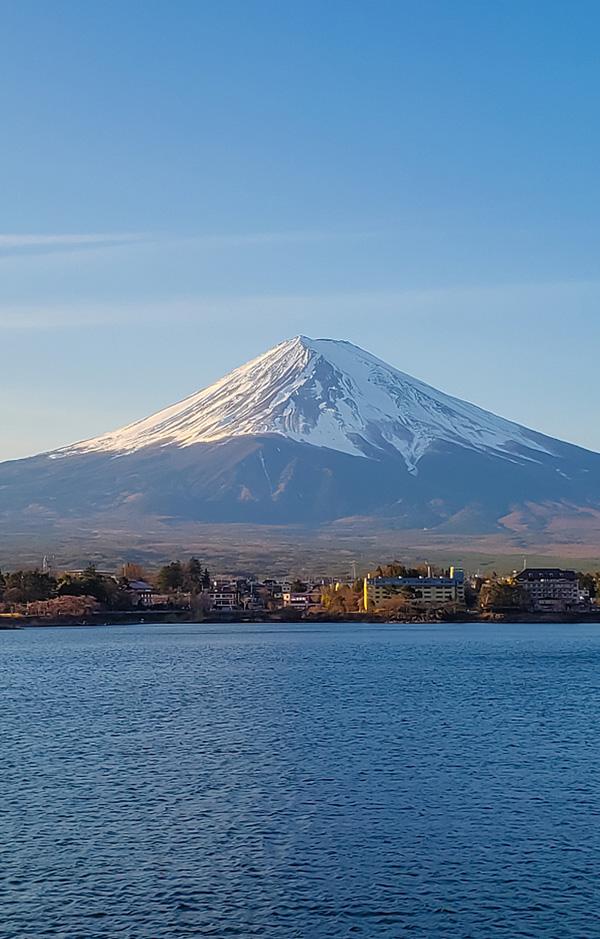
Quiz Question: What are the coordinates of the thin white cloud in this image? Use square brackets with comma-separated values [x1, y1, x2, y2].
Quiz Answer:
[0, 229, 372, 268]
[0, 233, 147, 248]
[0, 229, 372, 250]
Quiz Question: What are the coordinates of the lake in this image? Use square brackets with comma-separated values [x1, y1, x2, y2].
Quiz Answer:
[2, 622, 600, 938]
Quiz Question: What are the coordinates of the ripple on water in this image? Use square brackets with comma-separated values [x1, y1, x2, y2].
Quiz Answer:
[2, 622, 600, 938]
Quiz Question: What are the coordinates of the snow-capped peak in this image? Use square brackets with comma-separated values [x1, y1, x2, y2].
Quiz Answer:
[57, 335, 556, 472]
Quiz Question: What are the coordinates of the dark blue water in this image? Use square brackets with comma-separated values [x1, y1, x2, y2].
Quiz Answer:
[2, 623, 600, 938]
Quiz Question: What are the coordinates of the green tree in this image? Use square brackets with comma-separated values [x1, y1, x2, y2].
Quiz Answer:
[184, 557, 204, 594]
[290, 579, 306, 593]
[57, 566, 116, 605]
[373, 561, 428, 578]
[156, 561, 184, 592]
[576, 572, 597, 598]
[383, 561, 410, 577]
[5, 569, 56, 603]
[480, 581, 529, 612]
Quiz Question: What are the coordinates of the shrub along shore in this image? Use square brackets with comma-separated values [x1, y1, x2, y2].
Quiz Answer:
[5, 608, 600, 629]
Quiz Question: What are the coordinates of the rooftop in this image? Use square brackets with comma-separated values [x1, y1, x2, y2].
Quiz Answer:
[515, 568, 577, 582]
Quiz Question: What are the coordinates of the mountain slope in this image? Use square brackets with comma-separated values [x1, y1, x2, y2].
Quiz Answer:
[58, 336, 559, 473]
[1, 336, 600, 552]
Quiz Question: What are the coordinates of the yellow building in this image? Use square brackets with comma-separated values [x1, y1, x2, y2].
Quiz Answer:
[364, 569, 465, 610]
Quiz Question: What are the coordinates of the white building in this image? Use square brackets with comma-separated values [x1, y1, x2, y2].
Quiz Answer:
[514, 568, 579, 612]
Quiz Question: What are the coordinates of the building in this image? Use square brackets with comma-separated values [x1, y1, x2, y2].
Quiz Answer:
[514, 568, 579, 612]
[127, 579, 154, 606]
[209, 590, 237, 611]
[209, 580, 240, 611]
[364, 568, 465, 610]
[282, 591, 310, 611]
[209, 591, 238, 611]
[282, 586, 322, 611]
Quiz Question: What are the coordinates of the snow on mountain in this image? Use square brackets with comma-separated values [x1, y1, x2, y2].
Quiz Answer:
[56, 335, 556, 474]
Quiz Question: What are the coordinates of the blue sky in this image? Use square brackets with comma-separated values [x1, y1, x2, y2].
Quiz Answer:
[2, 0, 600, 459]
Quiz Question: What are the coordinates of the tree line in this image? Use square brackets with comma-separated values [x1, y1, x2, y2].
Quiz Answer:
[0, 557, 212, 609]
[154, 558, 211, 593]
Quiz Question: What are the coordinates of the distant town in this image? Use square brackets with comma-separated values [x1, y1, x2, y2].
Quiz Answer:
[0, 557, 599, 626]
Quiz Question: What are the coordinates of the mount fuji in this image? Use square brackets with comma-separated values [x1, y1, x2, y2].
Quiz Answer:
[2, 336, 600, 558]
[56, 336, 559, 472]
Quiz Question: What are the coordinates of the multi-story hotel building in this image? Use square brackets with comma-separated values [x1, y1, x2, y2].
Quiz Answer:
[514, 568, 579, 612]
[364, 567, 465, 611]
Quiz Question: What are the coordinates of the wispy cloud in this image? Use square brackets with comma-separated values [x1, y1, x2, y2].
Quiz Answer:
[0, 229, 371, 251]
[0, 228, 373, 266]
[0, 233, 148, 254]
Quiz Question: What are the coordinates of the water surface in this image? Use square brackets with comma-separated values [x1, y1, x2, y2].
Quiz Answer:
[2, 622, 600, 937]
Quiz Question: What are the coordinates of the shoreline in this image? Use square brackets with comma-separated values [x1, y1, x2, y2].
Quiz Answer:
[4, 609, 600, 629]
